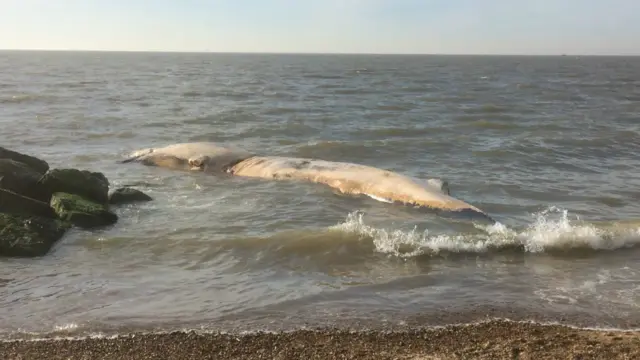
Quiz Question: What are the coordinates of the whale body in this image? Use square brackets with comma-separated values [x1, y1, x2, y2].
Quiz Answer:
[120, 142, 253, 173]
[120, 142, 494, 223]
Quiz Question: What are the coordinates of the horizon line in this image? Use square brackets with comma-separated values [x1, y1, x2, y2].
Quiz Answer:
[1, 48, 639, 57]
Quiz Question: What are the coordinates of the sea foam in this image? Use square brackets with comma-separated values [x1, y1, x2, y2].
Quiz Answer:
[331, 207, 640, 258]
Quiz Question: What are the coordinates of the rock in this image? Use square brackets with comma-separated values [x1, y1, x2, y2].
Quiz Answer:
[39, 168, 110, 205]
[0, 146, 49, 174]
[108, 187, 153, 205]
[50, 192, 118, 229]
[0, 159, 52, 202]
[0, 213, 71, 257]
[0, 188, 57, 218]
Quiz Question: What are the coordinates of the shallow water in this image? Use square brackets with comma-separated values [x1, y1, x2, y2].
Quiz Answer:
[1, 51, 640, 338]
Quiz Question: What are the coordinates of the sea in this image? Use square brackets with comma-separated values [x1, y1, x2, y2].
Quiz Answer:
[1, 51, 640, 339]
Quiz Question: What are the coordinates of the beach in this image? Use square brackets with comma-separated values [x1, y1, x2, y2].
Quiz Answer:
[2, 320, 639, 359]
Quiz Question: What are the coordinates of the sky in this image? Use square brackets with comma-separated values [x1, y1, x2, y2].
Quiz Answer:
[1, 0, 639, 55]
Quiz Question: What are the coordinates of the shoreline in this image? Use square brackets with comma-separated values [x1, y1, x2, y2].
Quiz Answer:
[2, 319, 639, 360]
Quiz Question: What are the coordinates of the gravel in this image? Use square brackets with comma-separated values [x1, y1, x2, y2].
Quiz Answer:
[2, 319, 640, 359]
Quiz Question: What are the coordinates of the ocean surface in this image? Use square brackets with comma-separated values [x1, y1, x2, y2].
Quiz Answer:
[1, 51, 640, 339]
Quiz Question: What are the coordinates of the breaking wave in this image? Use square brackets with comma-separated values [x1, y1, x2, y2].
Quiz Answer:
[330, 207, 640, 258]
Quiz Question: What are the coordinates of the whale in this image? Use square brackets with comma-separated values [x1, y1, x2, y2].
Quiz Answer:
[227, 156, 493, 223]
[120, 142, 495, 223]
[119, 142, 254, 173]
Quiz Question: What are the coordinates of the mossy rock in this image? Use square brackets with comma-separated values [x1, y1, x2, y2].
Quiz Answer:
[0, 188, 57, 218]
[50, 192, 118, 229]
[0, 213, 71, 258]
[0, 146, 49, 175]
[39, 168, 110, 205]
[0, 159, 51, 202]
[108, 187, 153, 205]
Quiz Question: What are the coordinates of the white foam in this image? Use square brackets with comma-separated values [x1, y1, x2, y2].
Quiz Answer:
[331, 207, 640, 257]
[3, 318, 638, 343]
[507, 206, 640, 253]
[53, 323, 79, 332]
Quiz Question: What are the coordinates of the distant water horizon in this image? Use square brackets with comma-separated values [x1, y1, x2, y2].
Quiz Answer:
[2, 48, 639, 57]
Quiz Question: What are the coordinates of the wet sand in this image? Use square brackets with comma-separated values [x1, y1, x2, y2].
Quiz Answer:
[2, 320, 639, 360]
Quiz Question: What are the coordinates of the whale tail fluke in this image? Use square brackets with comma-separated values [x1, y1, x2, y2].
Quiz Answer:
[414, 205, 496, 225]
[448, 208, 497, 225]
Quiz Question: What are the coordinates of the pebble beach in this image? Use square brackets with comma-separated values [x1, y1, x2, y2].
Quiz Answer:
[2, 320, 639, 360]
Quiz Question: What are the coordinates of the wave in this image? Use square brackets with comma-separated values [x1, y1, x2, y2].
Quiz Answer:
[302, 74, 345, 80]
[212, 207, 640, 263]
[331, 207, 640, 258]
[292, 140, 388, 159]
[457, 119, 519, 130]
[462, 104, 510, 114]
[0, 94, 58, 104]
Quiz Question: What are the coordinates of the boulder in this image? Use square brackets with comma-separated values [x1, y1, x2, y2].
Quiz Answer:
[108, 187, 153, 205]
[50, 192, 118, 229]
[0, 188, 57, 218]
[39, 168, 110, 205]
[0, 213, 71, 258]
[0, 159, 51, 202]
[0, 146, 49, 174]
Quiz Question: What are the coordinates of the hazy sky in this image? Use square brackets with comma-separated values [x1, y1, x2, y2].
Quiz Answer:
[1, 0, 638, 55]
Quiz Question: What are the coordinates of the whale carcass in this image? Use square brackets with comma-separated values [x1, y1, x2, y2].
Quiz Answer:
[120, 142, 494, 223]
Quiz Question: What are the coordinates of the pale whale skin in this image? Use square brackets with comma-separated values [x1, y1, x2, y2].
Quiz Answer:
[119, 142, 253, 173]
[120, 142, 495, 223]
[229, 156, 494, 223]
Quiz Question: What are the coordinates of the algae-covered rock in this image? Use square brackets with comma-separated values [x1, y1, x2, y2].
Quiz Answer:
[0, 213, 71, 257]
[0, 188, 56, 218]
[108, 187, 153, 205]
[50, 192, 118, 229]
[39, 168, 110, 205]
[0, 159, 52, 202]
[0, 146, 49, 175]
